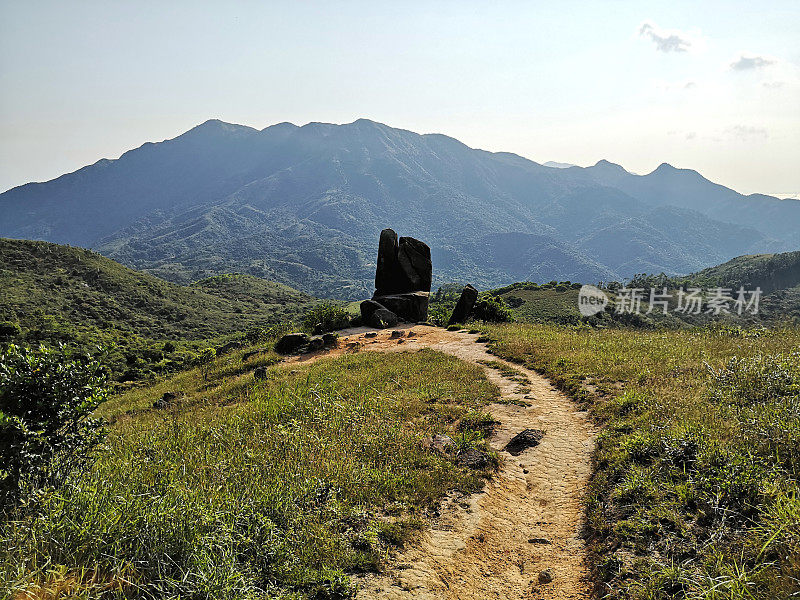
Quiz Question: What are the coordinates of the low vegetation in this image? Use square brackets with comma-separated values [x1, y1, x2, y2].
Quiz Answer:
[1, 343, 499, 599]
[0, 345, 108, 511]
[481, 322, 800, 599]
[0, 239, 317, 381]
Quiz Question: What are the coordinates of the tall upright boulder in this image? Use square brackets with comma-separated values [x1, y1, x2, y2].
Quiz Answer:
[362, 228, 432, 325]
[375, 229, 404, 294]
[448, 284, 478, 325]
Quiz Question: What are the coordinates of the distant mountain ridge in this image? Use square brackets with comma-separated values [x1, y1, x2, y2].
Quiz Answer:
[1, 118, 797, 298]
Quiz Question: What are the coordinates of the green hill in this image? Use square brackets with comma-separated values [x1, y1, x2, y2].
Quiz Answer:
[477, 250, 800, 327]
[0, 238, 316, 379]
[675, 250, 800, 292]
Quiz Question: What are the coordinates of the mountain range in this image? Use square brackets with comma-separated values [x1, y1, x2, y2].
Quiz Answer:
[1, 118, 798, 299]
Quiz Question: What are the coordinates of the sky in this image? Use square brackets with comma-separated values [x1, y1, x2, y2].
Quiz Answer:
[1, 0, 798, 197]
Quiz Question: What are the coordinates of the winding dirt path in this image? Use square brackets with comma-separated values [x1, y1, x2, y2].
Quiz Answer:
[291, 325, 597, 599]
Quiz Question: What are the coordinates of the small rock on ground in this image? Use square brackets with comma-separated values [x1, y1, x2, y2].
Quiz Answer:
[456, 448, 490, 469]
[504, 428, 545, 456]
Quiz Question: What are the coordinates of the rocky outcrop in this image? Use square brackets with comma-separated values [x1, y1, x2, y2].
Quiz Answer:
[372, 291, 429, 323]
[274, 332, 338, 355]
[362, 229, 432, 325]
[448, 284, 479, 326]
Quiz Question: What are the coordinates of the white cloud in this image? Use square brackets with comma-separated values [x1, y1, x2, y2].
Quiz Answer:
[730, 54, 776, 71]
[762, 81, 785, 88]
[726, 125, 769, 140]
[638, 21, 696, 53]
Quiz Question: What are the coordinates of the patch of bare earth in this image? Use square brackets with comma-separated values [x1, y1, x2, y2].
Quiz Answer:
[290, 325, 597, 599]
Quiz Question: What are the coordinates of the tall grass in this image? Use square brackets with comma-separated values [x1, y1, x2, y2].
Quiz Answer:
[481, 323, 800, 600]
[1, 348, 498, 599]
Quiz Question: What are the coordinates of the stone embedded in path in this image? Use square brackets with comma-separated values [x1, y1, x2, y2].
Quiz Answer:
[504, 428, 545, 456]
[456, 448, 490, 469]
[307, 337, 325, 351]
[448, 284, 479, 326]
[321, 333, 339, 347]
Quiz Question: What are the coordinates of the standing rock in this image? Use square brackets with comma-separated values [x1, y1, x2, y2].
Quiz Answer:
[397, 236, 432, 292]
[448, 284, 479, 326]
[367, 228, 432, 324]
[375, 229, 404, 294]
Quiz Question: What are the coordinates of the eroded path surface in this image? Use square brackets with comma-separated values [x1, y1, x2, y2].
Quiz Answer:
[291, 325, 597, 600]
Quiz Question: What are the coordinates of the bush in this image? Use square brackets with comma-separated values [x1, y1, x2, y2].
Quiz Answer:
[0, 344, 107, 510]
[471, 296, 512, 323]
[0, 322, 21, 341]
[301, 302, 351, 334]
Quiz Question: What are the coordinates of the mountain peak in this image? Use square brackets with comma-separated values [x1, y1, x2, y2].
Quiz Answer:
[182, 119, 257, 138]
[593, 159, 627, 171]
[652, 162, 678, 173]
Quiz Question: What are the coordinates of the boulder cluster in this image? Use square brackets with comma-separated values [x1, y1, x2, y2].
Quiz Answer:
[274, 332, 339, 355]
[273, 228, 484, 355]
[360, 228, 432, 328]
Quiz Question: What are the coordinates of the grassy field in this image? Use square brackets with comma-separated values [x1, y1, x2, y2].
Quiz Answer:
[497, 286, 582, 323]
[481, 322, 800, 599]
[1, 344, 499, 599]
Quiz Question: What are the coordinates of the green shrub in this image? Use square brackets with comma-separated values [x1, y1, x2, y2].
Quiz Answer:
[301, 302, 351, 334]
[471, 296, 512, 323]
[0, 344, 107, 511]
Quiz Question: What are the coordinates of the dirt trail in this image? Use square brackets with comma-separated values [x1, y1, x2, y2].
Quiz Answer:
[291, 325, 597, 599]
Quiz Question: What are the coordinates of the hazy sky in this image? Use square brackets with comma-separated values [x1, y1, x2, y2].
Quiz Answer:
[1, 0, 798, 196]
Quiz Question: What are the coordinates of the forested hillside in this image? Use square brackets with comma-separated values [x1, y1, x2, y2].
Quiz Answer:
[2, 119, 797, 298]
